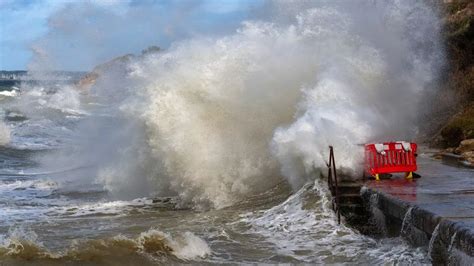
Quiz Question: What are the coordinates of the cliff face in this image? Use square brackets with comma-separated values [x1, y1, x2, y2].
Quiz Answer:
[432, 0, 474, 147]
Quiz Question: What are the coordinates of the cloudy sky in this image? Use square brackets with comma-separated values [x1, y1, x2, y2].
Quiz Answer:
[0, 0, 262, 71]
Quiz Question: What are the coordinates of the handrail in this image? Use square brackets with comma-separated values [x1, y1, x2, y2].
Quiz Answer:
[327, 146, 341, 224]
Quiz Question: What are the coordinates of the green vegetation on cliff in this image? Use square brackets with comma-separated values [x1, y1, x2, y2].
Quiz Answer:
[441, 105, 474, 146]
[432, 0, 474, 147]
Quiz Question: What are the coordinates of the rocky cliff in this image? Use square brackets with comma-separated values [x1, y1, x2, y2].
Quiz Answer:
[432, 0, 474, 147]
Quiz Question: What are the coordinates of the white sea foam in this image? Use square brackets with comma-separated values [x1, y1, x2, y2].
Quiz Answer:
[0, 179, 57, 192]
[0, 90, 18, 98]
[16, 85, 83, 115]
[0, 180, 58, 219]
[52, 198, 155, 217]
[0, 178, 157, 222]
[166, 231, 212, 260]
[241, 180, 428, 263]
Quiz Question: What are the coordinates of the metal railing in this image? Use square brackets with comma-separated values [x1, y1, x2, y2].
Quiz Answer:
[327, 146, 341, 224]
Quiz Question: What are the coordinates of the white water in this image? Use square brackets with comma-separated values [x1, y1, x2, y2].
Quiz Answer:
[239, 179, 427, 263]
[0, 121, 10, 146]
[0, 171, 431, 263]
[0, 90, 18, 98]
[0, 1, 452, 263]
[32, 0, 444, 210]
[0, 227, 211, 262]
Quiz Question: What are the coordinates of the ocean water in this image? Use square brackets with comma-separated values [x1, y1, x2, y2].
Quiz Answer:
[0, 0, 444, 264]
[0, 81, 432, 265]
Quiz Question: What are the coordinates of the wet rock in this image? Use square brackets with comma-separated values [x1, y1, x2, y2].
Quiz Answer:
[461, 151, 474, 164]
[445, 147, 456, 153]
[428, 1, 474, 148]
[433, 147, 456, 159]
[453, 139, 474, 166]
[456, 139, 474, 153]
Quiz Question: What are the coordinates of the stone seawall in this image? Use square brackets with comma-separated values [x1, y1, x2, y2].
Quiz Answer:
[361, 187, 474, 264]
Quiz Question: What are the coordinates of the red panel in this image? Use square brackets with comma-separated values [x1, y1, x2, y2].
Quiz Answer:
[364, 142, 417, 175]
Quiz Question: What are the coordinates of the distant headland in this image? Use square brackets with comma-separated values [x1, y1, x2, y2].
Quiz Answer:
[0, 70, 86, 81]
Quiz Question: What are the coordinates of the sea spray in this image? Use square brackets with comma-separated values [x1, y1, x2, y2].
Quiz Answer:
[400, 207, 414, 239]
[446, 231, 458, 262]
[36, 0, 444, 209]
[368, 193, 387, 236]
[27, 1, 257, 72]
[400, 207, 429, 246]
[0, 121, 10, 146]
[428, 223, 443, 263]
[429, 224, 474, 264]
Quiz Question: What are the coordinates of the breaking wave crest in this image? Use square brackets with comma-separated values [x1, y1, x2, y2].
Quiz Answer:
[0, 89, 18, 98]
[43, 0, 443, 209]
[0, 228, 210, 264]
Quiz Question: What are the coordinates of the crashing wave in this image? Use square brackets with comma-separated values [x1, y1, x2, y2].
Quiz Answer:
[241, 179, 429, 263]
[0, 228, 210, 263]
[38, 0, 443, 209]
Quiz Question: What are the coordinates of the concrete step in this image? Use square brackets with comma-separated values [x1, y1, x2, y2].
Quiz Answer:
[334, 182, 362, 194]
[338, 181, 363, 187]
[337, 194, 363, 205]
[338, 203, 366, 216]
[343, 213, 372, 226]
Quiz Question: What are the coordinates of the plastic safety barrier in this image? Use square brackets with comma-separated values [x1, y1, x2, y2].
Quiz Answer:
[365, 142, 417, 181]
